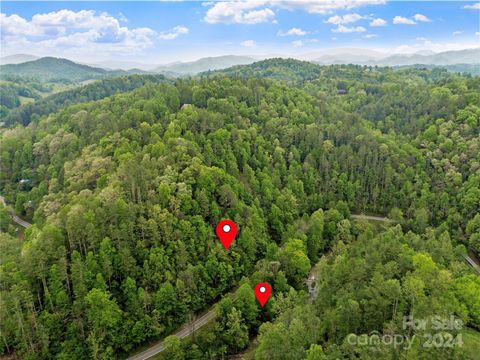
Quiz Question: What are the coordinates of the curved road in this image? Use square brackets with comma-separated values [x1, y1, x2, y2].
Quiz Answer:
[128, 213, 394, 359]
[351, 213, 480, 275]
[10, 213, 32, 228]
[127, 310, 216, 360]
[0, 202, 475, 358]
[0, 201, 475, 359]
[0, 200, 475, 359]
[0, 195, 32, 228]
[465, 252, 480, 275]
[127, 212, 479, 359]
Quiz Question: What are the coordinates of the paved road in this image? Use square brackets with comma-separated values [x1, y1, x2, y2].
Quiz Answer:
[127, 211, 480, 359]
[0, 200, 471, 359]
[128, 219, 335, 360]
[127, 310, 216, 360]
[10, 214, 32, 228]
[351, 214, 393, 223]
[350, 213, 480, 275]
[0, 195, 32, 228]
[465, 255, 480, 275]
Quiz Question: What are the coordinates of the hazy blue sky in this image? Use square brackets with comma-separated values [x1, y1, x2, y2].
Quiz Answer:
[1, 1, 479, 63]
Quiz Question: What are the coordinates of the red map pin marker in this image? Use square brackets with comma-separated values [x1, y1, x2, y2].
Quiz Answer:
[216, 220, 237, 250]
[254, 282, 271, 307]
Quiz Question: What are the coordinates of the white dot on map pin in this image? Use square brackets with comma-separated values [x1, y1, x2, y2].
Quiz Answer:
[216, 220, 237, 250]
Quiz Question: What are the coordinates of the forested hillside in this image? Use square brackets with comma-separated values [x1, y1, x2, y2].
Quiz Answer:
[0, 57, 134, 82]
[0, 60, 479, 359]
[0, 58, 152, 120]
[2, 74, 168, 127]
[203, 58, 322, 82]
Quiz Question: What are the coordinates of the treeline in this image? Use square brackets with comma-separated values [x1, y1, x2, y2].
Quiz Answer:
[0, 60, 479, 359]
[0, 82, 41, 118]
[2, 74, 168, 126]
[202, 58, 322, 82]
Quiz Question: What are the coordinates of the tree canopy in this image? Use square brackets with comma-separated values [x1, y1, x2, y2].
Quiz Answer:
[1, 59, 479, 359]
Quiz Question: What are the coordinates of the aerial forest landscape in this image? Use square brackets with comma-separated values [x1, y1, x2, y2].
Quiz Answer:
[0, 1, 479, 359]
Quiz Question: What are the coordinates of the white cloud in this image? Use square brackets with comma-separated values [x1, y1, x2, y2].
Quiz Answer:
[242, 8, 275, 24]
[240, 39, 256, 48]
[0, 10, 157, 57]
[159, 25, 189, 40]
[452, 31, 462, 36]
[392, 14, 431, 25]
[277, 27, 307, 36]
[289, 38, 319, 47]
[464, 3, 480, 10]
[363, 34, 378, 38]
[393, 16, 416, 25]
[277, 0, 385, 14]
[30, 9, 128, 31]
[204, 2, 275, 24]
[0, 13, 41, 36]
[325, 13, 364, 25]
[203, 0, 385, 24]
[476, 32, 480, 37]
[413, 13, 431, 22]
[332, 25, 366, 33]
[369, 18, 387, 26]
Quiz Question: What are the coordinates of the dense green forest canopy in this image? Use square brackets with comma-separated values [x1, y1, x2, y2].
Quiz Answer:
[202, 58, 322, 82]
[0, 59, 479, 359]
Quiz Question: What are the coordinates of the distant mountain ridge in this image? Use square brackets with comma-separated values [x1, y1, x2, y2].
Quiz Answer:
[153, 55, 257, 75]
[1, 57, 109, 82]
[313, 48, 480, 66]
[376, 48, 480, 66]
[0, 57, 144, 82]
[2, 49, 478, 83]
[0, 55, 256, 81]
[0, 54, 39, 65]
[308, 48, 385, 64]
[202, 58, 322, 82]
